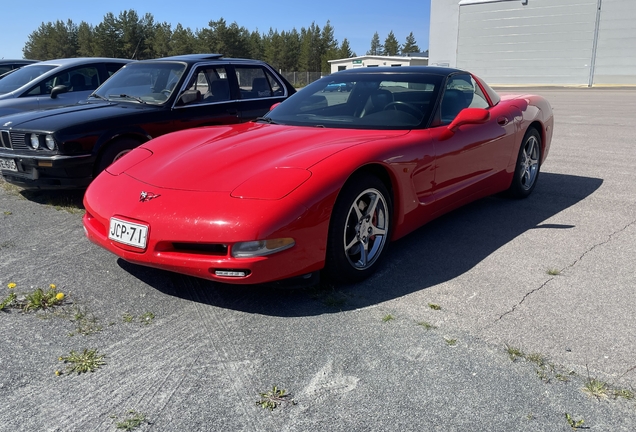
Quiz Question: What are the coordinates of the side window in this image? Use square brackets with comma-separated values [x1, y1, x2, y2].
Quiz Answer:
[178, 66, 230, 106]
[440, 74, 489, 125]
[106, 63, 126, 77]
[234, 66, 282, 99]
[26, 66, 100, 96]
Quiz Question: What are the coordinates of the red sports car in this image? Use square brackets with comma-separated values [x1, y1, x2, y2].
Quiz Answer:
[83, 67, 553, 285]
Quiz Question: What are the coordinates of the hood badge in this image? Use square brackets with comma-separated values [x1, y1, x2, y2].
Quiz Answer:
[139, 191, 160, 202]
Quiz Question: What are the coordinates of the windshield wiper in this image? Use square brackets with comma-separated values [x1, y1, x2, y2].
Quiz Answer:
[89, 93, 109, 101]
[109, 94, 146, 104]
[255, 117, 277, 124]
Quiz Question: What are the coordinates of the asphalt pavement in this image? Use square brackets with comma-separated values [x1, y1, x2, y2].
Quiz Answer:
[0, 88, 635, 431]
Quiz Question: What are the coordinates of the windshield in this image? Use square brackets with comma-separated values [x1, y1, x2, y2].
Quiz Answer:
[266, 72, 443, 129]
[0, 65, 57, 94]
[94, 62, 187, 105]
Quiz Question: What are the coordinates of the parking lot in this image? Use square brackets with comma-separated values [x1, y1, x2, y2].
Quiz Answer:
[1, 88, 635, 431]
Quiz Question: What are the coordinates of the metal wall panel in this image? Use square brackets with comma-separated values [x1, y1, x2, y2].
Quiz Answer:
[456, 0, 599, 85]
[593, 0, 636, 85]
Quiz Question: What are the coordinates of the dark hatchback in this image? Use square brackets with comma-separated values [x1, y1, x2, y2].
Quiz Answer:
[0, 54, 295, 189]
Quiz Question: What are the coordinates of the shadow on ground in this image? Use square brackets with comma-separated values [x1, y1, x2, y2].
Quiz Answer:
[117, 172, 603, 317]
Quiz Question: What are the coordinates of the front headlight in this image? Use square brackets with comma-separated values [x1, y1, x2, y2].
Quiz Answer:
[45, 135, 56, 150]
[29, 134, 40, 149]
[232, 238, 295, 258]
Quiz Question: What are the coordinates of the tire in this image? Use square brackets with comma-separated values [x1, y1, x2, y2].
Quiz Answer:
[95, 138, 141, 175]
[507, 128, 541, 198]
[324, 173, 392, 283]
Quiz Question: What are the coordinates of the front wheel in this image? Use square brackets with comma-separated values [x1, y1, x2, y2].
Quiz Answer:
[324, 173, 392, 283]
[507, 128, 541, 198]
[95, 138, 141, 176]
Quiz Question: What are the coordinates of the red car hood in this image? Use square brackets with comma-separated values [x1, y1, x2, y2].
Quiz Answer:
[122, 122, 409, 192]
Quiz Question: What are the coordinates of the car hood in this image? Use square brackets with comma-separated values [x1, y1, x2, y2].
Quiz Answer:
[120, 122, 409, 193]
[0, 100, 156, 130]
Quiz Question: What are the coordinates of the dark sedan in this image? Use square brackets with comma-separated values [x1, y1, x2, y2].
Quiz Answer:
[0, 54, 295, 189]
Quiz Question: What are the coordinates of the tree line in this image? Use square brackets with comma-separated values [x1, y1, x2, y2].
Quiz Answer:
[22, 10, 422, 74]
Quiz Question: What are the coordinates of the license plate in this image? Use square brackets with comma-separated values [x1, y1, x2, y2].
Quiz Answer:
[0, 158, 17, 172]
[109, 217, 148, 249]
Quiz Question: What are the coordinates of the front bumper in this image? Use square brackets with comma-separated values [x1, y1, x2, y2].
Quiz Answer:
[82, 172, 329, 285]
[0, 152, 94, 189]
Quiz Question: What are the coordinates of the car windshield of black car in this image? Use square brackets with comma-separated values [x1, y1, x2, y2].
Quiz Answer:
[268, 73, 443, 130]
[0, 65, 56, 94]
[95, 62, 186, 105]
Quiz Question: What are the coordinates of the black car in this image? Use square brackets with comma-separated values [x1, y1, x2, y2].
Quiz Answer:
[0, 54, 295, 189]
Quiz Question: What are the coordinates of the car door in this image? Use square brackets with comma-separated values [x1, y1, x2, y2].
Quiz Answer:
[21, 65, 101, 111]
[168, 64, 242, 131]
[230, 65, 289, 120]
[430, 73, 515, 211]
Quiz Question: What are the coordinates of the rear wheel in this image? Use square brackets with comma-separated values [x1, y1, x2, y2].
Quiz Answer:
[95, 138, 141, 175]
[324, 173, 392, 283]
[507, 128, 541, 198]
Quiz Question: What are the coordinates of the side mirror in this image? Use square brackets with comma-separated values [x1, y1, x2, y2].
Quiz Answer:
[50, 85, 69, 99]
[439, 108, 490, 140]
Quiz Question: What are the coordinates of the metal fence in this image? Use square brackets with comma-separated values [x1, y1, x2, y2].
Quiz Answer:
[279, 71, 324, 88]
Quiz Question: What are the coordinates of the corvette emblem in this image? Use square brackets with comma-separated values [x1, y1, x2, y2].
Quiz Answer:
[139, 191, 160, 202]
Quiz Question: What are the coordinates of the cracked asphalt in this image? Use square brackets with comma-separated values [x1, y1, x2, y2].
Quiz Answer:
[1, 88, 635, 431]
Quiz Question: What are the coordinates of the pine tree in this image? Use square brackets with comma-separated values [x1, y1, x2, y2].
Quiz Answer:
[401, 32, 420, 54]
[383, 30, 400, 56]
[367, 32, 383, 55]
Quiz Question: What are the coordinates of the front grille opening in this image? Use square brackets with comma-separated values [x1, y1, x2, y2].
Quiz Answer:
[171, 242, 228, 255]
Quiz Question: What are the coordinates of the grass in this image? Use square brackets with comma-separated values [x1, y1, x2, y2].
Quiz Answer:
[69, 307, 103, 336]
[2, 283, 66, 312]
[547, 268, 561, 276]
[417, 321, 437, 330]
[505, 344, 525, 361]
[256, 386, 296, 411]
[113, 410, 148, 430]
[0, 292, 17, 311]
[58, 348, 106, 375]
[582, 377, 609, 399]
[123, 312, 156, 325]
[140, 311, 155, 325]
[444, 338, 457, 346]
[22, 285, 65, 312]
[613, 388, 634, 400]
[20, 189, 85, 214]
[564, 413, 585, 430]
[428, 303, 441, 310]
[382, 314, 394, 322]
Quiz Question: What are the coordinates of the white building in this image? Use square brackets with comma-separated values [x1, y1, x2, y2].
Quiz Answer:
[328, 55, 428, 74]
[429, 0, 636, 86]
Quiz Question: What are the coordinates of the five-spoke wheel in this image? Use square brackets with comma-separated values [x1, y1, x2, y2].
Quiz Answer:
[325, 173, 391, 283]
[508, 128, 542, 198]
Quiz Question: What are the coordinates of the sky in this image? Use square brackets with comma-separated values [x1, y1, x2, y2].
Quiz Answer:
[1, 0, 431, 60]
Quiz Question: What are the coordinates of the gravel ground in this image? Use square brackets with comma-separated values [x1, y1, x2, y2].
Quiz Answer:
[0, 88, 635, 431]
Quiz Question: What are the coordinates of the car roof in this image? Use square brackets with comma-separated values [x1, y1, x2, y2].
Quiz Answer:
[140, 54, 268, 65]
[0, 59, 39, 65]
[331, 66, 467, 77]
[21, 57, 131, 68]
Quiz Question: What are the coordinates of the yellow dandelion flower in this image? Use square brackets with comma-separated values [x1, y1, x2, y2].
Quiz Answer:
[7, 282, 16, 289]
[50, 284, 56, 290]
[59, 357, 63, 361]
[55, 292, 65, 301]
[55, 370, 62, 376]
